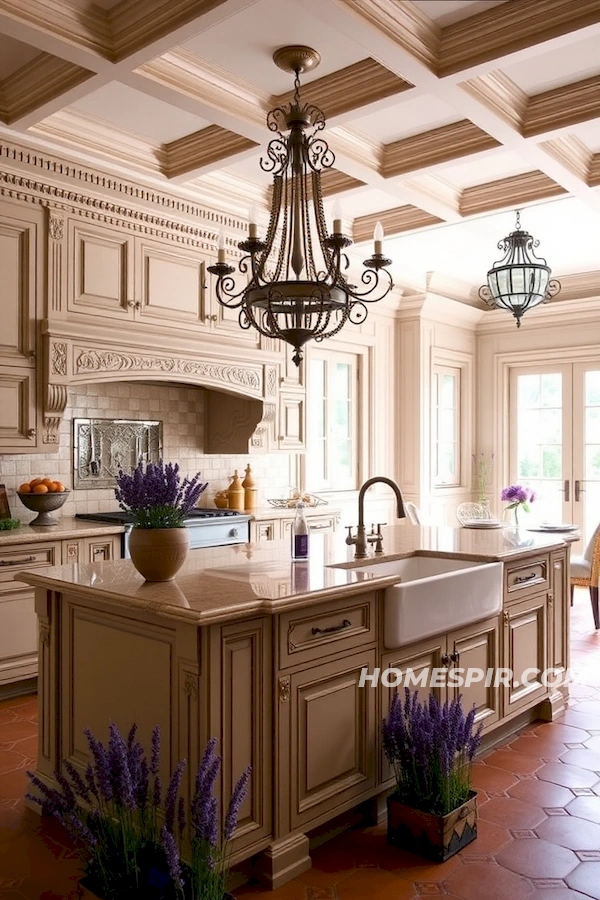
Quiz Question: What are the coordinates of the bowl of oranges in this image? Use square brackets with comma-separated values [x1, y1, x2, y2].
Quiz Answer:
[17, 478, 69, 526]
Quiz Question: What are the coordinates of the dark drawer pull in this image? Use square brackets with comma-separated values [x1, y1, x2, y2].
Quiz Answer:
[514, 572, 537, 584]
[312, 618, 352, 636]
[0, 555, 36, 567]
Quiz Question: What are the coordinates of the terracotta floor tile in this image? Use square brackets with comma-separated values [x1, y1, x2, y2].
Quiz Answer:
[495, 838, 578, 878]
[459, 819, 512, 856]
[560, 748, 600, 771]
[534, 723, 591, 742]
[566, 862, 600, 899]
[0, 768, 28, 802]
[507, 778, 574, 807]
[508, 735, 569, 758]
[583, 735, 600, 752]
[233, 882, 307, 899]
[566, 795, 600, 823]
[536, 815, 600, 850]
[483, 749, 544, 774]
[537, 762, 600, 789]
[394, 851, 462, 883]
[0, 721, 37, 744]
[470, 764, 518, 793]
[336, 866, 415, 899]
[529, 891, 593, 900]
[309, 842, 355, 876]
[561, 710, 600, 730]
[479, 796, 546, 829]
[445, 861, 534, 900]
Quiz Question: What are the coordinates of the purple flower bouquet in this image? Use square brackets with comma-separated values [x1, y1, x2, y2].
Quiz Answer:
[383, 688, 482, 816]
[501, 484, 536, 526]
[27, 723, 250, 900]
[115, 461, 207, 529]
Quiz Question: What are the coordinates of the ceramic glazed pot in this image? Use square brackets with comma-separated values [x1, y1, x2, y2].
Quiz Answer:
[128, 527, 190, 582]
[387, 790, 477, 862]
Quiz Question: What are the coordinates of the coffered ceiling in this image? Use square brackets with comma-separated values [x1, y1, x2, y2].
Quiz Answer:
[0, 0, 599, 299]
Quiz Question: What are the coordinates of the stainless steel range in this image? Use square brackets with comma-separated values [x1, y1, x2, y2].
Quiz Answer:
[75, 509, 251, 558]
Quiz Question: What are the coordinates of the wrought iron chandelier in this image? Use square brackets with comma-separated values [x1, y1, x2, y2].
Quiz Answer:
[207, 45, 393, 366]
[478, 210, 560, 327]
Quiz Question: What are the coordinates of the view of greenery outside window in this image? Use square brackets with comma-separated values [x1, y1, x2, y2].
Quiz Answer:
[432, 365, 460, 487]
[305, 350, 357, 491]
[516, 372, 562, 524]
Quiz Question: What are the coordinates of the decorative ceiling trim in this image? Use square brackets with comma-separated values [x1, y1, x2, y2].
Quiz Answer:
[335, 0, 439, 73]
[353, 205, 443, 243]
[0, 53, 92, 124]
[327, 126, 382, 176]
[137, 49, 268, 129]
[541, 135, 593, 183]
[460, 170, 566, 216]
[274, 58, 413, 121]
[319, 169, 365, 197]
[438, 0, 600, 77]
[460, 72, 527, 133]
[383, 120, 500, 178]
[163, 126, 257, 179]
[589, 153, 600, 187]
[0, 0, 112, 59]
[523, 75, 600, 137]
[110, 0, 227, 62]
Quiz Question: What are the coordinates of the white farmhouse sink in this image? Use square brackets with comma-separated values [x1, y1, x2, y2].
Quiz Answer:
[348, 556, 503, 649]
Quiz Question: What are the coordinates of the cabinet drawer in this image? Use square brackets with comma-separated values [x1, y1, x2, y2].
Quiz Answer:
[0, 542, 60, 592]
[505, 555, 550, 601]
[278, 593, 377, 669]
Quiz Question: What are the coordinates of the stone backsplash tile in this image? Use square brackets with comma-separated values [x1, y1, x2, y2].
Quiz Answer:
[0, 382, 292, 523]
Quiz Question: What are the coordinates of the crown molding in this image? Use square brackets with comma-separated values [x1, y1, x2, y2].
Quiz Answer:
[191, 169, 266, 215]
[403, 174, 461, 216]
[589, 152, 600, 187]
[0, 52, 92, 124]
[335, 0, 439, 73]
[524, 74, 600, 137]
[163, 126, 257, 179]
[555, 270, 600, 302]
[439, 0, 600, 78]
[383, 120, 500, 178]
[541, 135, 592, 183]
[0, 0, 112, 59]
[110, 0, 226, 62]
[327, 125, 382, 177]
[460, 72, 527, 133]
[319, 169, 365, 197]
[137, 49, 268, 130]
[274, 58, 413, 122]
[30, 109, 166, 177]
[353, 204, 442, 243]
[460, 169, 566, 217]
[476, 294, 600, 335]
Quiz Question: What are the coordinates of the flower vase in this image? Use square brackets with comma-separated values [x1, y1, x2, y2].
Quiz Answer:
[128, 527, 190, 582]
[387, 791, 477, 862]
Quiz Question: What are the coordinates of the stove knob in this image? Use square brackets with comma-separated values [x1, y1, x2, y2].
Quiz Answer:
[229, 528, 239, 538]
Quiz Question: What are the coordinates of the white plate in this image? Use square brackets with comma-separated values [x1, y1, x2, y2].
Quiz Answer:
[462, 520, 503, 529]
[529, 523, 579, 532]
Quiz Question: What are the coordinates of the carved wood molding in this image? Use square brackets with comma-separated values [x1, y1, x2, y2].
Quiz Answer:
[439, 0, 600, 77]
[110, 0, 226, 62]
[589, 153, 600, 188]
[461, 72, 528, 133]
[383, 120, 500, 178]
[163, 126, 258, 179]
[354, 204, 443, 243]
[43, 382, 68, 444]
[460, 170, 567, 216]
[0, 0, 112, 59]
[541, 136, 593, 183]
[275, 58, 413, 121]
[1, 54, 93, 125]
[524, 75, 600, 137]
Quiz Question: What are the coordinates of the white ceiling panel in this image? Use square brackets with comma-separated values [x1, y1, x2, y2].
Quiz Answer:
[440, 150, 532, 189]
[70, 83, 212, 143]
[504, 35, 600, 94]
[351, 94, 460, 144]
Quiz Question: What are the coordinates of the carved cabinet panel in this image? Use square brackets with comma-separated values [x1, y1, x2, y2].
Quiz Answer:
[67, 219, 134, 318]
[503, 592, 548, 715]
[0, 365, 38, 451]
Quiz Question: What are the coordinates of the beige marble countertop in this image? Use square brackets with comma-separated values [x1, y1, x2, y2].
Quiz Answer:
[17, 522, 575, 626]
[0, 517, 125, 545]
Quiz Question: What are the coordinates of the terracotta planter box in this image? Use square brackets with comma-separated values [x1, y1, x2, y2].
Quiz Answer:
[386, 790, 477, 862]
[77, 878, 235, 900]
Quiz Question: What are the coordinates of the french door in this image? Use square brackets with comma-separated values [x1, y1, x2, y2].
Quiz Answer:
[509, 361, 600, 546]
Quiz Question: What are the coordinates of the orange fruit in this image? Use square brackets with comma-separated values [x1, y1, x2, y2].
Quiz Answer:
[54, 482, 66, 493]
[42, 478, 55, 487]
[30, 478, 43, 487]
[32, 484, 49, 494]
[18, 483, 32, 493]
[46, 482, 59, 492]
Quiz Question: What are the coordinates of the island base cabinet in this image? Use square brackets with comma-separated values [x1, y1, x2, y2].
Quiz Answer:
[502, 592, 548, 717]
[276, 648, 377, 838]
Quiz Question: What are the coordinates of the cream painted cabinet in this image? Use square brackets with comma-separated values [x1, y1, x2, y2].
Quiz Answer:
[251, 510, 339, 543]
[66, 218, 260, 345]
[62, 534, 122, 565]
[502, 591, 548, 716]
[0, 200, 42, 452]
[549, 548, 569, 679]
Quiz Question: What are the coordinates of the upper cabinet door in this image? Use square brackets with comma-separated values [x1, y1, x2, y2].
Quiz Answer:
[135, 237, 208, 328]
[67, 219, 134, 319]
[0, 201, 41, 365]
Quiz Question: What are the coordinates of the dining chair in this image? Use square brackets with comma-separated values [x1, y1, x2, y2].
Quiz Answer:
[404, 501, 422, 525]
[570, 523, 600, 630]
[455, 502, 493, 526]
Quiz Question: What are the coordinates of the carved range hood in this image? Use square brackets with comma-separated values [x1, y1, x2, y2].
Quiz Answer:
[43, 326, 279, 454]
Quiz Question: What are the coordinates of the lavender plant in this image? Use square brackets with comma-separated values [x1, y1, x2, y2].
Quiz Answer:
[382, 689, 482, 816]
[27, 723, 250, 900]
[501, 484, 536, 526]
[115, 461, 207, 529]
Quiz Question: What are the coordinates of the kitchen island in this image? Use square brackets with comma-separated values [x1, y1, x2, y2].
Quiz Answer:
[20, 523, 572, 888]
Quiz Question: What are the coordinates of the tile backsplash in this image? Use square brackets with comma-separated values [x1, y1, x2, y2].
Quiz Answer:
[0, 382, 292, 523]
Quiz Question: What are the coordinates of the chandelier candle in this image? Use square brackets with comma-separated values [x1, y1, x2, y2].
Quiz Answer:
[292, 501, 309, 561]
[207, 44, 393, 366]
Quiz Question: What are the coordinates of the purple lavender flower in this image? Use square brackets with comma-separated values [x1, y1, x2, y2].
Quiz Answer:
[164, 758, 186, 833]
[150, 724, 160, 776]
[115, 460, 208, 528]
[224, 766, 251, 840]
[161, 826, 183, 890]
[84, 727, 113, 801]
[108, 721, 135, 809]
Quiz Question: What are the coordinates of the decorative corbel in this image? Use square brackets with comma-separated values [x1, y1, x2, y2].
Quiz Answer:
[43, 337, 69, 443]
